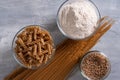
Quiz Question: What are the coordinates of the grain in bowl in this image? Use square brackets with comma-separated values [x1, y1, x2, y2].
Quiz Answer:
[80, 51, 111, 80]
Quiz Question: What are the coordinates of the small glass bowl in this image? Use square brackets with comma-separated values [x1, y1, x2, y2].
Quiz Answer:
[57, 0, 101, 40]
[79, 51, 111, 80]
[12, 25, 55, 69]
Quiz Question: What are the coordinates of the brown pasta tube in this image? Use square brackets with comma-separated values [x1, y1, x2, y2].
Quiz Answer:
[16, 38, 27, 50]
[43, 54, 49, 64]
[33, 28, 37, 40]
[38, 42, 42, 56]
[41, 38, 45, 45]
[27, 34, 32, 43]
[42, 50, 48, 55]
[39, 55, 44, 63]
[33, 44, 37, 56]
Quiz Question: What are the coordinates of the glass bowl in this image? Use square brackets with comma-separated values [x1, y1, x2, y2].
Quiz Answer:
[57, 0, 101, 40]
[12, 25, 55, 69]
[79, 50, 111, 80]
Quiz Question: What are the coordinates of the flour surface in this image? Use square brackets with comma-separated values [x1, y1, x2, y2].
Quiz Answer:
[58, 0, 99, 39]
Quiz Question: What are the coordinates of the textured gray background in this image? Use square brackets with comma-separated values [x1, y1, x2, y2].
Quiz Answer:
[0, 0, 120, 80]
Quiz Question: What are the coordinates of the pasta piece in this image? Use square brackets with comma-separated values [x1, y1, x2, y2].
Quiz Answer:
[33, 44, 37, 56]
[33, 28, 37, 40]
[39, 55, 44, 63]
[16, 38, 27, 50]
[43, 54, 49, 64]
[27, 34, 32, 43]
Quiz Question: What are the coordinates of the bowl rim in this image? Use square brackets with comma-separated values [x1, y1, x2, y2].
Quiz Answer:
[12, 25, 56, 69]
[56, 0, 101, 40]
[79, 50, 111, 80]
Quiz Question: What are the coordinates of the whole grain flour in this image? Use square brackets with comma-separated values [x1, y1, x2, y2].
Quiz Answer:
[58, 0, 99, 39]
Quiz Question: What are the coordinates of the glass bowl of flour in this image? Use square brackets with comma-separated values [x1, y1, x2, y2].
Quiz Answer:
[57, 0, 101, 40]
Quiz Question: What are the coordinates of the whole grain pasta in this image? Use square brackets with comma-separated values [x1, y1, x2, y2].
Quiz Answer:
[5, 17, 114, 80]
[14, 25, 55, 68]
